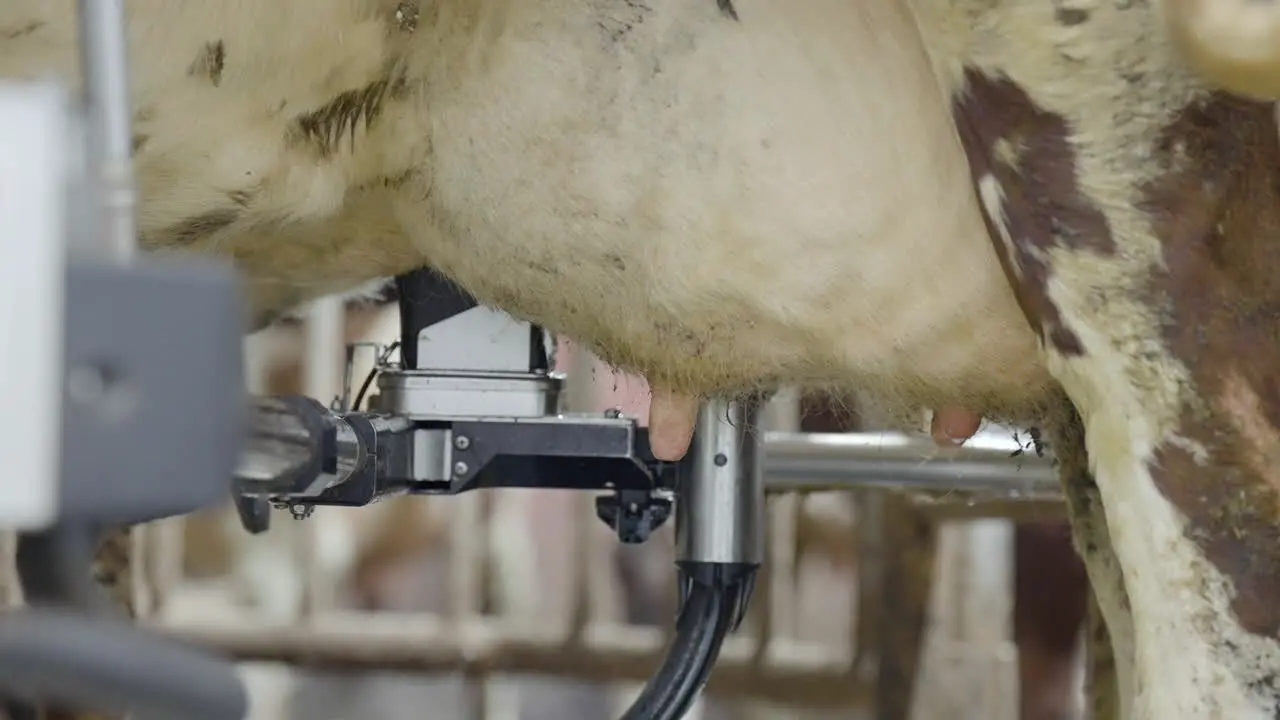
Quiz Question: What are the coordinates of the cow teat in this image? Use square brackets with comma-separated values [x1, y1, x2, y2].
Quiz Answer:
[647, 389, 700, 462]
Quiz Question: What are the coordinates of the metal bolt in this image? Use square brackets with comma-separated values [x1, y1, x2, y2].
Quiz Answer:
[604, 407, 623, 419]
[454, 435, 471, 450]
[66, 361, 136, 421]
[714, 453, 728, 467]
[66, 364, 108, 403]
[454, 461, 469, 476]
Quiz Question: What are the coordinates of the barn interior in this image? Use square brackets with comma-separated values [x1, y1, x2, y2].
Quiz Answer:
[0, 2, 1092, 719]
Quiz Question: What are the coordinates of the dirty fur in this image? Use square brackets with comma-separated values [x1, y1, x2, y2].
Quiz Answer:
[4, 1, 1279, 717]
[0, 0, 1049, 416]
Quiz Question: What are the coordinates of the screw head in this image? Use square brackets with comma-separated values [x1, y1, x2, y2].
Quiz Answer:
[454, 435, 471, 450]
[66, 361, 136, 422]
[453, 461, 469, 476]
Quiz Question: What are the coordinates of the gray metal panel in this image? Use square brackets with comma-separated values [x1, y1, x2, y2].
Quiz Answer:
[60, 257, 244, 525]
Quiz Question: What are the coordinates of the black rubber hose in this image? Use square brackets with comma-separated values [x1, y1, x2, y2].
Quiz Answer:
[7, 526, 106, 719]
[12, 526, 246, 719]
[15, 525, 104, 610]
[619, 580, 738, 720]
[0, 609, 246, 720]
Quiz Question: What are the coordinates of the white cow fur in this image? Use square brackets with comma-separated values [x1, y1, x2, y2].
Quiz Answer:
[0, 0, 1047, 410]
[2, 0, 1272, 717]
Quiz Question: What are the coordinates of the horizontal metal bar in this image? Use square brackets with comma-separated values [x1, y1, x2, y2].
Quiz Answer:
[761, 431, 1059, 502]
[910, 498, 1066, 522]
[149, 613, 869, 709]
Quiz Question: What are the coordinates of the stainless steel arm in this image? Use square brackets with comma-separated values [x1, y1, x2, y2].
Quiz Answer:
[234, 396, 386, 499]
[676, 399, 765, 567]
[235, 401, 1057, 508]
[762, 430, 1057, 498]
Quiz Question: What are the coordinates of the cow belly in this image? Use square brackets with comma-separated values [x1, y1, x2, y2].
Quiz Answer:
[404, 0, 1052, 415]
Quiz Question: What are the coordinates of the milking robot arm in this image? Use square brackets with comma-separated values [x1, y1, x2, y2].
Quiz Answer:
[233, 266, 766, 720]
[233, 266, 682, 543]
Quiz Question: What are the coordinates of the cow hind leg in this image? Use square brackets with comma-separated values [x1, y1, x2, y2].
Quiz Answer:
[1044, 399, 1133, 720]
[1054, 361, 1280, 719]
[956, 58, 1280, 715]
[1003, 250, 1280, 718]
[1085, 590, 1122, 720]
[1016, 295, 1280, 720]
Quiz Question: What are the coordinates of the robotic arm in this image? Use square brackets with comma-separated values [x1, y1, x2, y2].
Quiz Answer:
[233, 266, 766, 720]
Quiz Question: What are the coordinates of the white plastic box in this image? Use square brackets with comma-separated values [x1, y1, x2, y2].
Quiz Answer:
[0, 80, 70, 529]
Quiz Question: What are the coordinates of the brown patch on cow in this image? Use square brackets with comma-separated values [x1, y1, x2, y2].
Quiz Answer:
[289, 78, 395, 157]
[605, 252, 627, 271]
[1141, 92, 1280, 637]
[394, 2, 420, 32]
[357, 167, 421, 192]
[188, 41, 226, 87]
[1052, 0, 1091, 26]
[951, 68, 1117, 357]
[3, 20, 42, 39]
[152, 208, 240, 247]
[1044, 396, 1131, 715]
[1220, 372, 1280, 490]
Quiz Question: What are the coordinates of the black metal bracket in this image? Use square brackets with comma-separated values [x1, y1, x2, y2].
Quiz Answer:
[596, 489, 673, 544]
[396, 267, 548, 373]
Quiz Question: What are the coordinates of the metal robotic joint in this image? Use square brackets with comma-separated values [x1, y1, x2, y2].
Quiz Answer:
[233, 266, 686, 547]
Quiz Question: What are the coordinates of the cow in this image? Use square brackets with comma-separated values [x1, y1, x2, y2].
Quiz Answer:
[3, 0, 1279, 717]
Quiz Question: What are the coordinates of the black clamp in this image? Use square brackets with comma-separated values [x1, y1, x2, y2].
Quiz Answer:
[595, 489, 673, 544]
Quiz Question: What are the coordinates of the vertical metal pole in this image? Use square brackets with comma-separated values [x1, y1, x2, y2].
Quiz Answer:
[300, 296, 345, 618]
[77, 0, 138, 262]
[78, 0, 147, 629]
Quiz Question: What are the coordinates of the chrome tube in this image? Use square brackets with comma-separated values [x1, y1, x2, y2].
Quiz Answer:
[761, 431, 1058, 499]
[77, 0, 137, 261]
[234, 397, 364, 498]
[675, 398, 766, 566]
